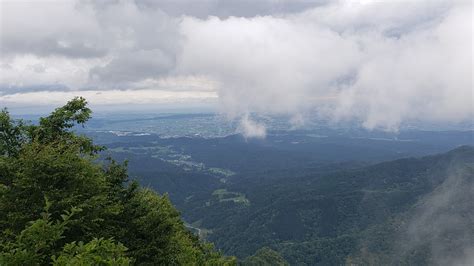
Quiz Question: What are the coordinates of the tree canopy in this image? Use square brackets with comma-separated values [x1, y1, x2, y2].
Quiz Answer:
[242, 247, 289, 266]
[0, 97, 235, 265]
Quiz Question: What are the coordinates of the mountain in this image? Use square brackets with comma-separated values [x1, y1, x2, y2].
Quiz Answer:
[86, 119, 473, 265]
[196, 146, 474, 265]
[89, 120, 473, 265]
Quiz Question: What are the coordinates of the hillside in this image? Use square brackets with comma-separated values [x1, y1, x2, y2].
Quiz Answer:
[91, 121, 473, 264]
[187, 146, 474, 264]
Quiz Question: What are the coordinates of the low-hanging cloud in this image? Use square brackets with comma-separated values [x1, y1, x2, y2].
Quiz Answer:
[396, 164, 474, 265]
[238, 114, 267, 139]
[178, 0, 472, 131]
[0, 0, 472, 135]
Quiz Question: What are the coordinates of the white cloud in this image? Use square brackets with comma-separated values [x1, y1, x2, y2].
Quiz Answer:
[178, 14, 361, 118]
[398, 165, 474, 265]
[0, 0, 472, 133]
[238, 114, 267, 138]
[331, 2, 473, 130]
[0, 1, 105, 58]
[1, 0, 182, 90]
[178, 0, 473, 130]
[0, 89, 217, 109]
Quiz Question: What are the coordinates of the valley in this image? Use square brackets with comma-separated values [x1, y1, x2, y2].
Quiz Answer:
[80, 116, 473, 264]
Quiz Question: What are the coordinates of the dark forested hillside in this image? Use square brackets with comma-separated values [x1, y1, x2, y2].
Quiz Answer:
[196, 146, 474, 265]
[88, 121, 473, 265]
[0, 98, 234, 265]
[85, 119, 473, 265]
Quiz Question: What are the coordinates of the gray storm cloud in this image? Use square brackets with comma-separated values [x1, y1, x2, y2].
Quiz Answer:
[0, 0, 472, 135]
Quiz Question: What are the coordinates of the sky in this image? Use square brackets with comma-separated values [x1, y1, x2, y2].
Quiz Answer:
[0, 0, 472, 134]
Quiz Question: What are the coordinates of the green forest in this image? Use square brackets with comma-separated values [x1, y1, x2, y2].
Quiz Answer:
[0, 97, 236, 265]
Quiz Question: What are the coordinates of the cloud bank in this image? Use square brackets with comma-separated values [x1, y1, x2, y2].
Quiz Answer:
[1, 0, 472, 135]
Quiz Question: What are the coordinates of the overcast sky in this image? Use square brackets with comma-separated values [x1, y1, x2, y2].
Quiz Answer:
[0, 0, 472, 133]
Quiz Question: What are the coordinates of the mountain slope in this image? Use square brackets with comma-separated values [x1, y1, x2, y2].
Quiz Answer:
[189, 146, 474, 264]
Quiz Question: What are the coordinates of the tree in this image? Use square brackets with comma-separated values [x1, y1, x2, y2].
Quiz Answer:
[52, 238, 131, 266]
[0, 97, 235, 265]
[241, 247, 289, 266]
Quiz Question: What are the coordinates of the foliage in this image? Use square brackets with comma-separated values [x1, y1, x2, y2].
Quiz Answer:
[241, 247, 289, 266]
[0, 109, 27, 157]
[52, 238, 131, 266]
[0, 200, 77, 265]
[0, 97, 234, 265]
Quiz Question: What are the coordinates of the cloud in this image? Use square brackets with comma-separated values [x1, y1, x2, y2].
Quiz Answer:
[1, 0, 181, 90]
[0, 54, 100, 92]
[134, 0, 328, 18]
[0, 1, 106, 58]
[89, 49, 175, 85]
[0, 89, 217, 109]
[0, 0, 471, 133]
[177, 0, 472, 131]
[0, 84, 69, 96]
[84, 0, 182, 86]
[178, 14, 360, 118]
[238, 114, 267, 138]
[331, 2, 472, 130]
[396, 164, 474, 265]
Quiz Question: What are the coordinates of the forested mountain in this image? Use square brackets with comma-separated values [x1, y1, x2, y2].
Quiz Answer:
[2, 98, 472, 265]
[83, 118, 472, 264]
[195, 145, 474, 265]
[0, 98, 234, 265]
[87, 122, 473, 264]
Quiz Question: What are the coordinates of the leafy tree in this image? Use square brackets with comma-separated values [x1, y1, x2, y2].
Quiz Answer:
[241, 247, 289, 266]
[0, 199, 76, 265]
[0, 97, 234, 265]
[0, 109, 27, 157]
[52, 238, 131, 266]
